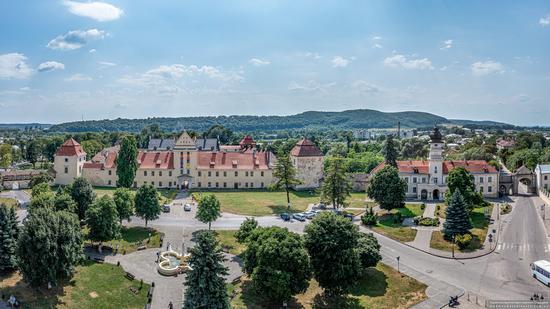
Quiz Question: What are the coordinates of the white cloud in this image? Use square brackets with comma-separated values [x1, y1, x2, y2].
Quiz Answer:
[372, 43, 383, 49]
[371, 36, 382, 41]
[540, 16, 550, 26]
[383, 54, 434, 70]
[471, 61, 505, 76]
[47, 29, 107, 51]
[352, 80, 380, 93]
[63, 1, 123, 22]
[65, 73, 93, 81]
[288, 80, 337, 93]
[37, 61, 65, 72]
[98, 61, 116, 68]
[249, 58, 271, 66]
[19, 87, 31, 91]
[440, 39, 453, 50]
[0, 53, 33, 79]
[300, 52, 322, 59]
[89, 49, 97, 53]
[331, 56, 350, 68]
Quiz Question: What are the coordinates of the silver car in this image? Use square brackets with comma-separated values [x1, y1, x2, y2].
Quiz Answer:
[184, 203, 192, 211]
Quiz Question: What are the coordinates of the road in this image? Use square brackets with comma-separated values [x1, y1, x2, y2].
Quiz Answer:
[0, 190, 30, 224]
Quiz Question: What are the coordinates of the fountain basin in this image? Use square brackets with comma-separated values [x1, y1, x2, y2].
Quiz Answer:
[157, 250, 192, 276]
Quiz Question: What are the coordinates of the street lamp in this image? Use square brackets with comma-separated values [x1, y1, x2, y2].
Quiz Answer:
[396, 256, 400, 273]
[451, 235, 455, 258]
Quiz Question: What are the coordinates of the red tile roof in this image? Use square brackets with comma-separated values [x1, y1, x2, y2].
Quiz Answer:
[56, 138, 86, 157]
[197, 149, 275, 170]
[290, 138, 324, 157]
[371, 160, 497, 175]
[239, 135, 256, 148]
[137, 151, 174, 169]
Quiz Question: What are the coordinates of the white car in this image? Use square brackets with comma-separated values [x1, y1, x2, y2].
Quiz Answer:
[184, 204, 192, 211]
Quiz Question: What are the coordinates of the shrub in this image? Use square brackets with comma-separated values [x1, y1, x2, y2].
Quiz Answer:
[500, 203, 512, 215]
[361, 208, 377, 226]
[436, 204, 441, 211]
[420, 203, 426, 210]
[413, 216, 440, 226]
[455, 233, 472, 249]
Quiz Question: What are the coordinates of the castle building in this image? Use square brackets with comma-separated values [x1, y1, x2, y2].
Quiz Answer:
[55, 132, 279, 190]
[370, 127, 499, 200]
[290, 138, 324, 189]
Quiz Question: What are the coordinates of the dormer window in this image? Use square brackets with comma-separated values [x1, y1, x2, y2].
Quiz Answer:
[434, 166, 438, 174]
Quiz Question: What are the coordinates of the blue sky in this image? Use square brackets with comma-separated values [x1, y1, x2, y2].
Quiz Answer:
[1, 1, 549, 125]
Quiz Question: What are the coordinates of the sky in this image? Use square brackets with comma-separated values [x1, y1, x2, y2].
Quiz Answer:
[0, 0, 549, 126]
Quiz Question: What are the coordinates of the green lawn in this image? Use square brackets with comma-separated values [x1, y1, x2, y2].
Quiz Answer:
[371, 216, 418, 243]
[0, 261, 149, 309]
[214, 230, 246, 256]
[85, 226, 163, 254]
[229, 263, 427, 309]
[430, 205, 493, 252]
[192, 190, 367, 216]
[0, 197, 18, 208]
[93, 187, 178, 204]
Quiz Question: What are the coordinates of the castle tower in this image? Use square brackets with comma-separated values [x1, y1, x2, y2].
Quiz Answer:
[54, 138, 87, 185]
[428, 127, 444, 185]
[173, 131, 197, 189]
[290, 138, 324, 190]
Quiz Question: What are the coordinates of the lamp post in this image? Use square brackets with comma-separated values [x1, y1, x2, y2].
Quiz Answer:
[451, 235, 455, 258]
[396, 256, 400, 273]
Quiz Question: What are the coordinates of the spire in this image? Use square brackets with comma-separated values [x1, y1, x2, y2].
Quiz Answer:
[429, 126, 443, 143]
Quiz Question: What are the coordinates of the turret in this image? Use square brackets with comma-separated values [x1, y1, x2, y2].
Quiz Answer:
[54, 138, 87, 185]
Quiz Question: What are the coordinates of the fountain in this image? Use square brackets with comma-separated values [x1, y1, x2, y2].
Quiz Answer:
[157, 245, 192, 276]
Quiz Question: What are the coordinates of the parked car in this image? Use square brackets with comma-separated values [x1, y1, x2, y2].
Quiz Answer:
[304, 211, 316, 219]
[184, 203, 192, 211]
[292, 213, 306, 221]
[162, 205, 171, 213]
[344, 213, 354, 220]
[317, 203, 327, 210]
[280, 213, 291, 221]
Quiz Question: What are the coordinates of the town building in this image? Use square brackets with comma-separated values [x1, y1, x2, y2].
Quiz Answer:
[290, 138, 324, 189]
[55, 132, 309, 190]
[496, 138, 515, 150]
[370, 127, 500, 200]
[535, 164, 550, 191]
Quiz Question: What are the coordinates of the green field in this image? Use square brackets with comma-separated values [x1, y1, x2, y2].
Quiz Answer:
[85, 226, 163, 254]
[369, 204, 421, 243]
[192, 190, 367, 216]
[93, 187, 178, 204]
[0, 261, 149, 309]
[214, 230, 247, 256]
[0, 197, 18, 208]
[229, 263, 427, 309]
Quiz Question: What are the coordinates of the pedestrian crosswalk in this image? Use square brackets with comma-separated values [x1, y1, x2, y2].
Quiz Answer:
[496, 243, 550, 252]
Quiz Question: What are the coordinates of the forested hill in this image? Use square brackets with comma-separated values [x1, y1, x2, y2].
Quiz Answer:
[47, 109, 509, 133]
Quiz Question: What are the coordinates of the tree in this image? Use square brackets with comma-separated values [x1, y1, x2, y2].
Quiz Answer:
[0, 205, 18, 270]
[400, 138, 428, 159]
[304, 212, 363, 295]
[25, 140, 41, 168]
[320, 157, 352, 209]
[86, 195, 121, 243]
[70, 177, 96, 221]
[242, 226, 312, 303]
[235, 217, 258, 244]
[382, 135, 398, 168]
[17, 208, 83, 287]
[116, 135, 138, 188]
[134, 184, 160, 227]
[29, 172, 53, 188]
[196, 194, 221, 230]
[29, 192, 55, 211]
[356, 233, 382, 269]
[443, 190, 472, 240]
[0, 143, 12, 168]
[272, 152, 301, 210]
[445, 167, 482, 211]
[81, 140, 104, 160]
[31, 182, 51, 197]
[367, 165, 407, 211]
[113, 188, 134, 224]
[54, 193, 77, 213]
[184, 230, 229, 309]
[205, 124, 233, 144]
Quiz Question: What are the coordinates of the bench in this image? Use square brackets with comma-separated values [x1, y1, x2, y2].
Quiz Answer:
[125, 272, 135, 281]
[137, 245, 147, 251]
[93, 257, 104, 263]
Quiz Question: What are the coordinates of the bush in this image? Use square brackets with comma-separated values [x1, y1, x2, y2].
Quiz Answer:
[500, 203, 512, 215]
[455, 234, 472, 249]
[361, 208, 377, 226]
[413, 216, 440, 226]
[436, 204, 441, 211]
[420, 203, 426, 210]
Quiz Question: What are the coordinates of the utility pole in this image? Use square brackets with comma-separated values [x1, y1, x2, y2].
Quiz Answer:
[396, 256, 400, 273]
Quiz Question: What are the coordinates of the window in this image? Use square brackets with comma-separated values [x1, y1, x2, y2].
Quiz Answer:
[479, 177, 483, 183]
[545, 175, 548, 181]
[251, 171, 254, 177]
[159, 171, 162, 177]
[144, 181, 147, 185]
[488, 186, 492, 193]
[152, 171, 155, 176]
[208, 171, 212, 177]
[144, 171, 147, 176]
[245, 171, 249, 177]
[151, 181, 155, 186]
[261, 171, 264, 177]
[223, 182, 227, 188]
[208, 182, 211, 188]
[224, 171, 227, 177]
[64, 167, 68, 173]
[169, 181, 172, 187]
[186, 152, 190, 163]
[422, 178, 426, 183]
[216, 171, 219, 177]
[434, 166, 438, 174]
[404, 177, 409, 183]
[108, 180, 112, 185]
[488, 176, 492, 182]
[108, 170, 112, 176]
[215, 182, 219, 188]
[413, 177, 417, 183]
[433, 177, 438, 184]
[480, 187, 484, 193]
[413, 187, 417, 193]
[159, 181, 163, 187]
[235, 171, 238, 177]
[198, 182, 201, 188]
[250, 182, 254, 188]
[261, 182, 264, 188]
[169, 171, 172, 177]
[65, 158, 68, 162]
[245, 182, 249, 188]
[198, 171, 202, 177]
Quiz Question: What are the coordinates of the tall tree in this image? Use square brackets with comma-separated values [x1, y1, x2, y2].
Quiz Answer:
[235, 217, 258, 244]
[367, 165, 407, 211]
[86, 195, 121, 244]
[81, 140, 104, 160]
[320, 157, 352, 209]
[70, 177, 96, 221]
[116, 135, 138, 188]
[184, 230, 229, 309]
[25, 139, 41, 168]
[242, 226, 312, 303]
[205, 124, 233, 144]
[196, 194, 221, 230]
[272, 152, 301, 210]
[443, 190, 473, 240]
[304, 212, 365, 296]
[31, 182, 51, 197]
[17, 208, 83, 287]
[54, 193, 77, 213]
[29, 191, 55, 211]
[29, 172, 53, 188]
[134, 184, 160, 227]
[0, 205, 18, 270]
[356, 233, 382, 270]
[113, 188, 135, 224]
[445, 167, 482, 211]
[0, 144, 13, 168]
[382, 135, 398, 168]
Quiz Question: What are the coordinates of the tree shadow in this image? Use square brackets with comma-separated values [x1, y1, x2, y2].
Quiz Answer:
[348, 267, 388, 297]
[312, 293, 361, 309]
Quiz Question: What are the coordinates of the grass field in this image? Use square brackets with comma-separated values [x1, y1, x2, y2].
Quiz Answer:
[369, 204, 421, 243]
[229, 263, 427, 309]
[0, 197, 18, 208]
[93, 187, 178, 204]
[85, 226, 163, 254]
[215, 230, 246, 256]
[0, 261, 149, 309]
[430, 205, 493, 252]
[192, 190, 368, 216]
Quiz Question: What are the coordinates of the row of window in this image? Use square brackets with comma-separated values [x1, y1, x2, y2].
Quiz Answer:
[403, 175, 494, 184]
[143, 170, 173, 177]
[198, 171, 265, 177]
[197, 182, 265, 189]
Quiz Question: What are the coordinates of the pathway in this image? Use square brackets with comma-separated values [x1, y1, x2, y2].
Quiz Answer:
[408, 203, 438, 250]
[0, 190, 30, 224]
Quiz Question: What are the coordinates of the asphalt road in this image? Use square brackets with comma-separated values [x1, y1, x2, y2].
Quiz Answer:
[0, 190, 30, 224]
